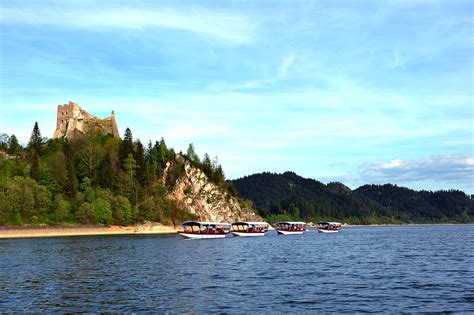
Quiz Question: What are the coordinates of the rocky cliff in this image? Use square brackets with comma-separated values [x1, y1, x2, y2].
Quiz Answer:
[165, 157, 261, 222]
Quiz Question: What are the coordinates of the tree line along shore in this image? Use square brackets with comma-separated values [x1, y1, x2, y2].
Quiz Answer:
[1, 122, 473, 229]
[0, 122, 236, 227]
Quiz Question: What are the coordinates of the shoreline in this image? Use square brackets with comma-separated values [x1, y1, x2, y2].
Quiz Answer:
[0, 224, 178, 239]
[0, 223, 471, 239]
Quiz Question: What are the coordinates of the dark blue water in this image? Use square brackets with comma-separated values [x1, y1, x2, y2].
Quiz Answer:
[1, 225, 473, 313]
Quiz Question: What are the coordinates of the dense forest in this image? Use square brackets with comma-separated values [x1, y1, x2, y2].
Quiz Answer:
[233, 172, 473, 224]
[0, 123, 235, 226]
[1, 123, 472, 226]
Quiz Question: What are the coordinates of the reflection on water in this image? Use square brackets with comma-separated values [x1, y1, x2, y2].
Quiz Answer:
[1, 226, 473, 312]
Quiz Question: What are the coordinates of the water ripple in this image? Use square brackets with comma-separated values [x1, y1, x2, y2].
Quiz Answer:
[0, 225, 473, 312]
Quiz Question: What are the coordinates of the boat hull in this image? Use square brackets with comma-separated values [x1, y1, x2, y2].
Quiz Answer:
[317, 229, 340, 233]
[231, 231, 266, 237]
[178, 232, 227, 239]
[276, 230, 304, 235]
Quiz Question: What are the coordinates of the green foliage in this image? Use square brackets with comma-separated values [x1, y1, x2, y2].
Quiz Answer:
[92, 197, 113, 225]
[0, 134, 8, 151]
[233, 172, 474, 224]
[30, 151, 41, 181]
[51, 194, 71, 223]
[119, 127, 134, 165]
[7, 135, 21, 155]
[111, 195, 131, 225]
[0, 126, 240, 227]
[186, 143, 200, 164]
[76, 202, 96, 224]
[28, 122, 43, 155]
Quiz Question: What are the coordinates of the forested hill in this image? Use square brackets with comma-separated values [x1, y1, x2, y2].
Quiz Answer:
[232, 172, 474, 224]
[355, 184, 473, 223]
[0, 123, 258, 226]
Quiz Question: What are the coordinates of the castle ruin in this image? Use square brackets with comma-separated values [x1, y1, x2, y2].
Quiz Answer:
[53, 101, 120, 139]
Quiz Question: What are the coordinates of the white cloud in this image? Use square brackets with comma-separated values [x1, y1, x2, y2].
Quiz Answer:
[277, 54, 295, 78]
[208, 54, 296, 91]
[359, 154, 474, 185]
[0, 5, 256, 45]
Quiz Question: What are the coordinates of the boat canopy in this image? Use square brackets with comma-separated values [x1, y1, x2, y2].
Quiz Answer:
[317, 221, 342, 225]
[231, 221, 269, 227]
[181, 221, 231, 227]
[275, 221, 306, 225]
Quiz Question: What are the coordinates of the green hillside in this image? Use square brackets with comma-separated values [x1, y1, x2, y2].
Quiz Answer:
[232, 172, 473, 224]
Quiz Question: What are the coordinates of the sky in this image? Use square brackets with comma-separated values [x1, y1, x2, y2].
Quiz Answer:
[0, 0, 473, 193]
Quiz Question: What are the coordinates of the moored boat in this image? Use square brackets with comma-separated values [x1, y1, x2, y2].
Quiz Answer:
[178, 221, 231, 239]
[274, 221, 307, 235]
[316, 221, 342, 233]
[231, 221, 269, 237]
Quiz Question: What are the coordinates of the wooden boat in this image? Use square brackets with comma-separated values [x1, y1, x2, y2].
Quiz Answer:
[231, 221, 269, 237]
[316, 221, 342, 233]
[274, 221, 307, 235]
[178, 221, 231, 239]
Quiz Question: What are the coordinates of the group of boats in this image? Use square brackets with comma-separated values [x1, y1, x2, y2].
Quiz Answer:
[177, 221, 342, 239]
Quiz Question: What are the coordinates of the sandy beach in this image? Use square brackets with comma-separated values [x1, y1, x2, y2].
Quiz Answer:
[0, 224, 178, 239]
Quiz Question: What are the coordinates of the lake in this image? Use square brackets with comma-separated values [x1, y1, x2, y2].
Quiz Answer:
[1, 225, 473, 313]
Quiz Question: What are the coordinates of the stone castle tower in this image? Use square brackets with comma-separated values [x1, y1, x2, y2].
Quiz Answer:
[53, 101, 120, 139]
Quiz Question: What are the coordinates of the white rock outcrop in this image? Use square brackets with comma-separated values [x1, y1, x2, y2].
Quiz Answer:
[165, 158, 261, 222]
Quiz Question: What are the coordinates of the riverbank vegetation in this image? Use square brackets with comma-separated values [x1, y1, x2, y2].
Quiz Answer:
[0, 123, 233, 226]
[233, 172, 473, 224]
[1, 123, 472, 226]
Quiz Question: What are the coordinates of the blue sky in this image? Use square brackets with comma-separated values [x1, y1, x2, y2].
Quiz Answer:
[0, 0, 473, 193]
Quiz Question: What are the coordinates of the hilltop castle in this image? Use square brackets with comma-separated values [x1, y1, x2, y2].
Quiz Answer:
[53, 101, 120, 139]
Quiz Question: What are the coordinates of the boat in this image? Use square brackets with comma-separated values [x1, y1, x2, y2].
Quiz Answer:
[177, 221, 231, 239]
[231, 221, 269, 237]
[274, 221, 307, 235]
[316, 221, 342, 233]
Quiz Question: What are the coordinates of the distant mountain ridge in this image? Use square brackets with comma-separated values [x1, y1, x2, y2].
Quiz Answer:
[232, 172, 473, 224]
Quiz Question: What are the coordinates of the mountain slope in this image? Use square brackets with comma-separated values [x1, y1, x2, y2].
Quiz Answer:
[232, 172, 474, 224]
[232, 172, 394, 224]
[355, 184, 473, 223]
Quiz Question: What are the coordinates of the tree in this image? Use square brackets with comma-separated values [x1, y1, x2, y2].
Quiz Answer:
[28, 122, 42, 154]
[7, 135, 21, 155]
[119, 127, 134, 165]
[123, 153, 138, 213]
[134, 140, 145, 184]
[51, 194, 70, 223]
[30, 151, 41, 181]
[0, 134, 8, 151]
[97, 137, 121, 191]
[124, 153, 137, 179]
[63, 141, 77, 197]
[92, 197, 113, 225]
[202, 153, 212, 177]
[186, 143, 200, 164]
[78, 142, 100, 180]
[76, 202, 96, 224]
[157, 138, 168, 168]
[111, 195, 132, 225]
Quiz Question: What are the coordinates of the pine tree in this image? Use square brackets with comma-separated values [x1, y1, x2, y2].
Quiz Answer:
[119, 127, 134, 165]
[157, 138, 168, 168]
[28, 122, 42, 155]
[186, 143, 199, 164]
[202, 153, 212, 177]
[134, 140, 145, 184]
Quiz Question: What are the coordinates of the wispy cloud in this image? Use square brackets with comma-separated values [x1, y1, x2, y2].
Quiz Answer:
[208, 54, 295, 91]
[359, 154, 474, 186]
[0, 5, 256, 45]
